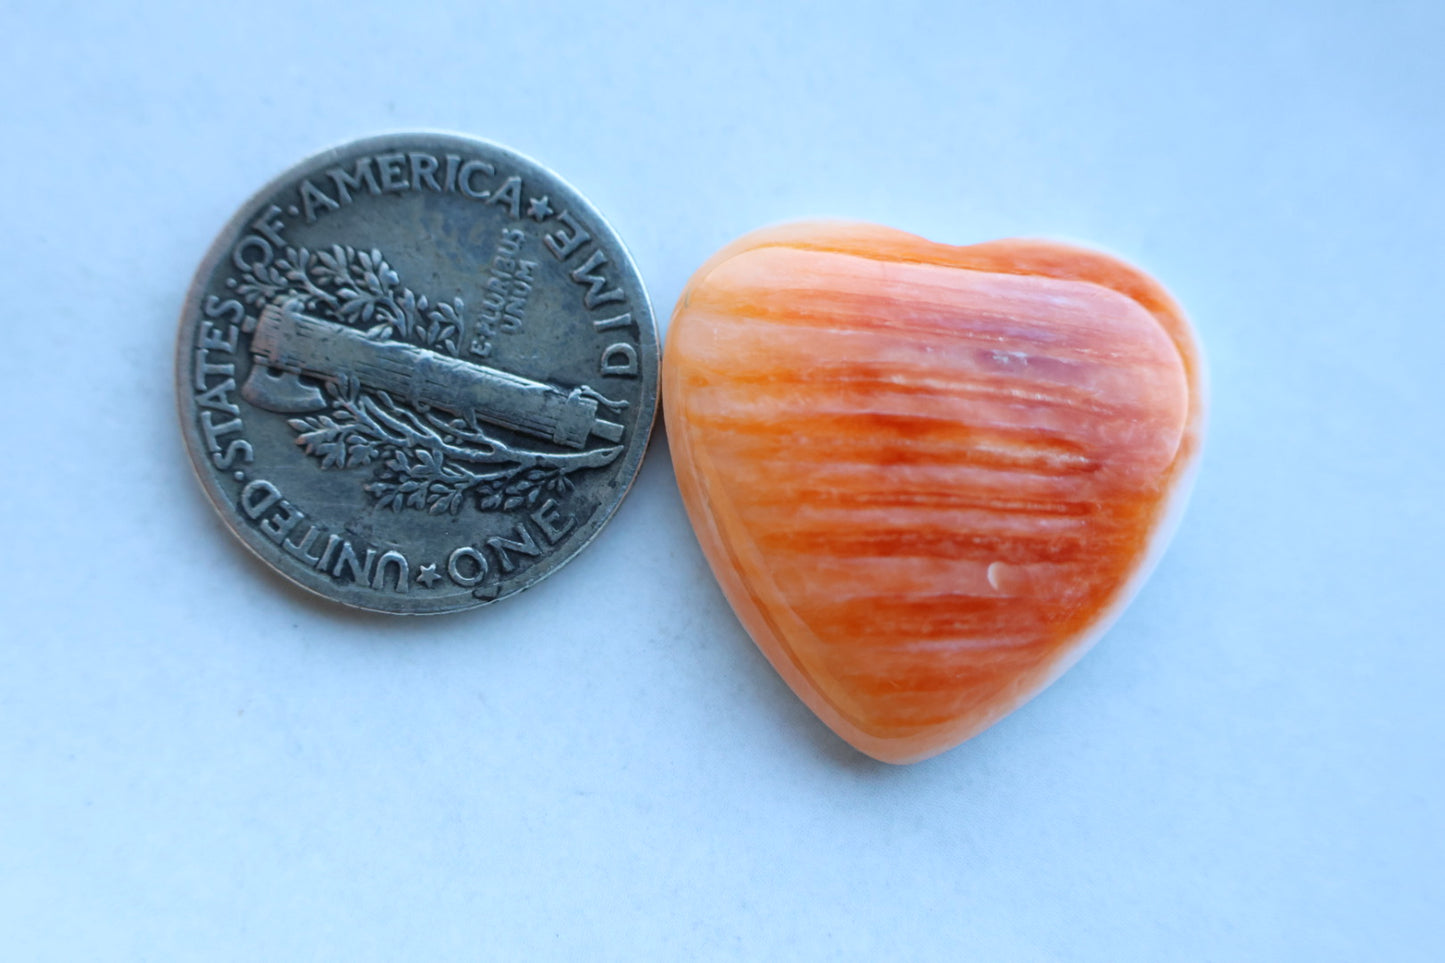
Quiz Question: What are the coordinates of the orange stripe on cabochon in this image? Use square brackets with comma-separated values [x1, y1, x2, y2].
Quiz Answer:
[664, 222, 1205, 763]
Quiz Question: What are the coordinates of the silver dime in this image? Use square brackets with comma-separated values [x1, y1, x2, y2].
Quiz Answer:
[176, 133, 658, 614]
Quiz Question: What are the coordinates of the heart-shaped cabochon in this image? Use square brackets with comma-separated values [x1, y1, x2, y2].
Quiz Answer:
[663, 222, 1205, 763]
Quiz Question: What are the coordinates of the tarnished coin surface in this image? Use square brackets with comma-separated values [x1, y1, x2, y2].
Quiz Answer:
[176, 133, 658, 614]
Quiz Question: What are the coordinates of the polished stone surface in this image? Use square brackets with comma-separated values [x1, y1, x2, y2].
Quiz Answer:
[665, 222, 1205, 762]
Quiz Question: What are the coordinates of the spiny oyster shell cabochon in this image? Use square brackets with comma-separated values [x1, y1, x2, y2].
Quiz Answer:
[663, 222, 1205, 763]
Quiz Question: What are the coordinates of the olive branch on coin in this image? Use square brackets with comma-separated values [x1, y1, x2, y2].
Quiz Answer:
[233, 246, 622, 516]
[235, 245, 462, 353]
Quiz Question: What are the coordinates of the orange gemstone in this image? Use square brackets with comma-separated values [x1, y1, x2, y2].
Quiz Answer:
[663, 222, 1205, 763]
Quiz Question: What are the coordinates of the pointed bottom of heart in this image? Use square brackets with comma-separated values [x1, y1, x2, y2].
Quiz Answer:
[664, 222, 1205, 763]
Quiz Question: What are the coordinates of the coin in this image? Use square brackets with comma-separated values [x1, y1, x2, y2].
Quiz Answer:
[176, 133, 658, 614]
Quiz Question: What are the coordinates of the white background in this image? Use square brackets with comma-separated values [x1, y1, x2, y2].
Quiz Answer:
[1, 1, 1440, 959]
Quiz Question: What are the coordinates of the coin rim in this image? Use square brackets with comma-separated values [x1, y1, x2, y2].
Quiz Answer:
[175, 130, 659, 615]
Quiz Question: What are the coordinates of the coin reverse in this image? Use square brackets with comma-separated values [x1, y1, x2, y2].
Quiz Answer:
[176, 133, 658, 614]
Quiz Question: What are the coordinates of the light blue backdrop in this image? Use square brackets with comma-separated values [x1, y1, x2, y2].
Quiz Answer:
[1, 1, 1439, 959]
